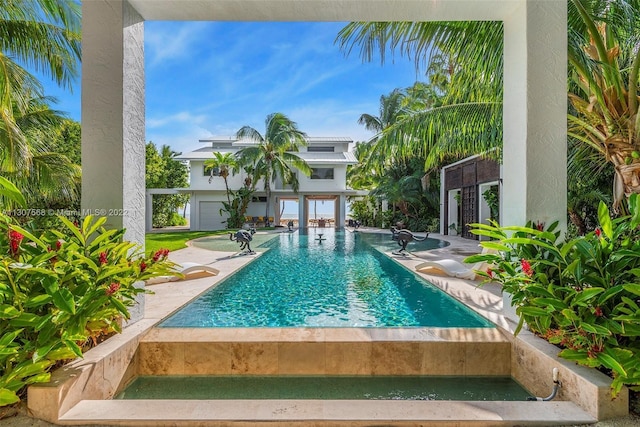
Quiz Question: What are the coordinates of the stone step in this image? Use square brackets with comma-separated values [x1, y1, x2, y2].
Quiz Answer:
[135, 327, 511, 376]
[59, 399, 596, 426]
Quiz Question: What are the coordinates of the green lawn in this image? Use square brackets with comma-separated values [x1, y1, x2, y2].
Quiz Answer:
[145, 228, 277, 254]
[145, 230, 227, 254]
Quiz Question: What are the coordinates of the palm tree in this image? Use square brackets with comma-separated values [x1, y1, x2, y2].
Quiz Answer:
[0, 0, 80, 89]
[1, 0, 80, 145]
[347, 141, 380, 190]
[567, 0, 640, 210]
[1, 94, 80, 207]
[336, 20, 504, 171]
[358, 88, 407, 139]
[236, 113, 311, 226]
[205, 152, 238, 206]
[0, 0, 81, 203]
[336, 1, 640, 205]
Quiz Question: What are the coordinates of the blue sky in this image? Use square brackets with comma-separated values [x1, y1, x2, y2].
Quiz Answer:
[41, 21, 424, 155]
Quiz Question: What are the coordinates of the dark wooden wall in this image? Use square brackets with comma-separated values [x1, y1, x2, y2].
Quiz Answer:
[443, 157, 500, 239]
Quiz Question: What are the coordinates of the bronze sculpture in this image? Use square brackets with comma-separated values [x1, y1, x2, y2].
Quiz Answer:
[390, 226, 428, 254]
[230, 228, 256, 254]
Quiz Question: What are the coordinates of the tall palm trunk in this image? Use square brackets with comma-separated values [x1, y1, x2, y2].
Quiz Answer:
[264, 168, 272, 227]
[222, 172, 231, 206]
[612, 153, 640, 204]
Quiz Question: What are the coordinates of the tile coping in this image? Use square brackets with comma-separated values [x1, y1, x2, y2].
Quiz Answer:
[60, 399, 596, 425]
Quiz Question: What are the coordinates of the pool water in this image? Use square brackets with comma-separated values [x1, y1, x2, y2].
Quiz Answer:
[159, 230, 493, 328]
[357, 230, 450, 252]
[116, 376, 533, 401]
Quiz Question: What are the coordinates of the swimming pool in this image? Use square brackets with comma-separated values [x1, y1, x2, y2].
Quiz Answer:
[159, 230, 493, 328]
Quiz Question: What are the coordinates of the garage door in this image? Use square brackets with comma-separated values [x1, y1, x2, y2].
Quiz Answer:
[198, 201, 226, 230]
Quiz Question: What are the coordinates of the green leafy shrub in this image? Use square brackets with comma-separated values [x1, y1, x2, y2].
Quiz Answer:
[0, 214, 176, 407]
[169, 212, 187, 226]
[349, 198, 373, 226]
[466, 194, 640, 396]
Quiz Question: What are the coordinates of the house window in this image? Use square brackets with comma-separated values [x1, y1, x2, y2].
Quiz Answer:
[307, 146, 334, 152]
[251, 196, 267, 202]
[311, 168, 334, 179]
[204, 165, 219, 176]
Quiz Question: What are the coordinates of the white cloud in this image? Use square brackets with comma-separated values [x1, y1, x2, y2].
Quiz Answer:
[146, 123, 212, 156]
[287, 100, 376, 142]
[147, 111, 208, 129]
[145, 22, 210, 67]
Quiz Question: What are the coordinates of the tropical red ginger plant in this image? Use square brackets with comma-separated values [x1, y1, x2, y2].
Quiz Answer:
[0, 213, 177, 408]
[466, 194, 640, 397]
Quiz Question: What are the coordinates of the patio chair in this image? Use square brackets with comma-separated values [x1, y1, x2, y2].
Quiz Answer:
[146, 262, 220, 284]
[414, 247, 494, 280]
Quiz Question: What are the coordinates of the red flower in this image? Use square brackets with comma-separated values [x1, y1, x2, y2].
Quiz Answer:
[587, 343, 604, 359]
[99, 251, 108, 265]
[8, 230, 24, 257]
[535, 221, 545, 231]
[487, 268, 494, 278]
[152, 248, 170, 262]
[46, 245, 58, 264]
[140, 261, 147, 272]
[105, 282, 120, 296]
[595, 228, 602, 238]
[521, 259, 533, 277]
[56, 240, 62, 250]
[594, 306, 603, 317]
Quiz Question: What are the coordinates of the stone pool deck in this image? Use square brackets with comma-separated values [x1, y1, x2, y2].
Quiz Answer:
[23, 229, 628, 426]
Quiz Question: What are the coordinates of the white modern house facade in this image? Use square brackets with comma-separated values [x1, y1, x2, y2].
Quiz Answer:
[178, 136, 362, 231]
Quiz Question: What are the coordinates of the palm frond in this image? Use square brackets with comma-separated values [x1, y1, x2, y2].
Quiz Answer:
[336, 21, 503, 98]
[375, 101, 502, 170]
[0, 0, 81, 88]
[236, 126, 264, 143]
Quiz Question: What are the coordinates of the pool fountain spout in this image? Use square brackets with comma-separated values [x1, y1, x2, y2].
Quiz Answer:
[316, 233, 326, 242]
[527, 368, 561, 401]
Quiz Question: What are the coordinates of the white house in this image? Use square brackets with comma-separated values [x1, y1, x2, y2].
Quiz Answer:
[177, 136, 363, 231]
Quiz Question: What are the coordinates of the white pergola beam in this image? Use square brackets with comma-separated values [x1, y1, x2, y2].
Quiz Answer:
[126, 0, 520, 21]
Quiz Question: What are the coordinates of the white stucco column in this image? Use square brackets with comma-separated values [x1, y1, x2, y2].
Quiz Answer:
[298, 195, 306, 228]
[82, 0, 145, 242]
[338, 195, 346, 229]
[145, 193, 153, 231]
[381, 200, 389, 229]
[501, 0, 567, 323]
[82, 0, 146, 322]
[439, 168, 446, 234]
[502, 0, 567, 231]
